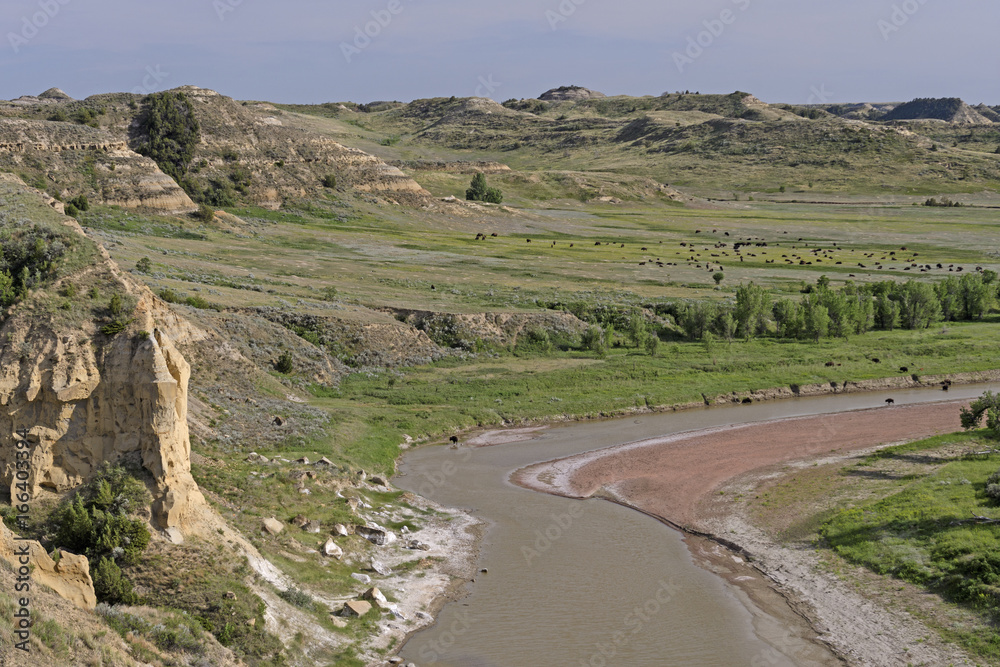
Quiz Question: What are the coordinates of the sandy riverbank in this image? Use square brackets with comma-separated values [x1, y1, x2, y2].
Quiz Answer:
[511, 399, 977, 666]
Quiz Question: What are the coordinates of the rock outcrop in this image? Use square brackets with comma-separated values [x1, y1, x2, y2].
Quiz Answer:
[0, 518, 96, 610]
[0, 119, 197, 213]
[0, 178, 206, 538]
[539, 86, 606, 102]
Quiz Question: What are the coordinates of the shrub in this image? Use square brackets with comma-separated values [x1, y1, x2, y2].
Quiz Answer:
[321, 174, 337, 188]
[50, 464, 151, 604]
[68, 195, 89, 212]
[133, 92, 200, 181]
[64, 204, 79, 217]
[135, 257, 152, 273]
[193, 204, 215, 222]
[581, 326, 607, 357]
[278, 588, 314, 610]
[275, 350, 293, 373]
[466, 173, 503, 204]
[158, 287, 181, 303]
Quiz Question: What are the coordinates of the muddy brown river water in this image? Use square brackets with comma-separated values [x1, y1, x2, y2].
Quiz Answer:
[394, 383, 999, 666]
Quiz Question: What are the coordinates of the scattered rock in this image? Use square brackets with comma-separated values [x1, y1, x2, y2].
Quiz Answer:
[416, 611, 433, 622]
[315, 457, 333, 466]
[224, 591, 237, 600]
[322, 538, 343, 559]
[357, 469, 367, 482]
[262, 518, 284, 535]
[164, 527, 184, 545]
[341, 600, 372, 617]
[357, 525, 396, 546]
[246, 452, 270, 463]
[351, 573, 372, 585]
[333, 523, 351, 537]
[292, 515, 309, 528]
[330, 616, 348, 628]
[370, 558, 392, 576]
[347, 498, 360, 512]
[305, 520, 322, 534]
[370, 475, 389, 486]
[296, 456, 309, 465]
[363, 587, 388, 605]
[406, 540, 430, 551]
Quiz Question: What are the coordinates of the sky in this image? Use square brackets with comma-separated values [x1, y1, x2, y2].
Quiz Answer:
[1, 0, 997, 106]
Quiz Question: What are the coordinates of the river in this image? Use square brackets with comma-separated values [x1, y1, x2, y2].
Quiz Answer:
[394, 383, 998, 666]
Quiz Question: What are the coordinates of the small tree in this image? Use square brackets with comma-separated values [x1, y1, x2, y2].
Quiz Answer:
[135, 257, 152, 274]
[275, 350, 294, 373]
[644, 333, 660, 357]
[466, 173, 503, 204]
[712, 272, 724, 286]
[321, 174, 337, 188]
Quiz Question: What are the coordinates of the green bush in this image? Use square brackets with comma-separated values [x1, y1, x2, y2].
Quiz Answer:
[133, 92, 200, 182]
[466, 173, 503, 204]
[193, 204, 216, 222]
[275, 350, 294, 373]
[68, 195, 89, 212]
[135, 257, 152, 273]
[158, 287, 180, 303]
[50, 464, 151, 604]
[321, 174, 337, 188]
[277, 587, 315, 610]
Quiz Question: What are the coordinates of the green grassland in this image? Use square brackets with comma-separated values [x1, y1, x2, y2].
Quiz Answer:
[820, 432, 1000, 661]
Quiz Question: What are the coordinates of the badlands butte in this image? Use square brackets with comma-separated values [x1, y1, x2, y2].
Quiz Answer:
[1, 84, 1000, 665]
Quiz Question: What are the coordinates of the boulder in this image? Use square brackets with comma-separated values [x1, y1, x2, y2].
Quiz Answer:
[341, 600, 372, 617]
[295, 456, 309, 465]
[291, 515, 309, 528]
[370, 558, 392, 576]
[351, 573, 372, 585]
[246, 452, 269, 463]
[357, 525, 396, 546]
[322, 538, 343, 559]
[332, 523, 351, 537]
[362, 587, 388, 605]
[406, 539, 430, 551]
[262, 518, 284, 535]
[370, 475, 389, 486]
[0, 519, 95, 610]
[315, 457, 333, 467]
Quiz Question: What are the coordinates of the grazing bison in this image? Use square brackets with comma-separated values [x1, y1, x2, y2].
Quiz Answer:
[871, 358, 880, 364]
[942, 384, 949, 391]
[899, 367, 909, 373]
[825, 361, 835, 367]
[885, 398, 895, 406]
[449, 435, 459, 444]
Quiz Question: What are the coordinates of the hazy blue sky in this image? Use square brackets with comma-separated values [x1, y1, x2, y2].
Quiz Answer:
[1, 0, 997, 105]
